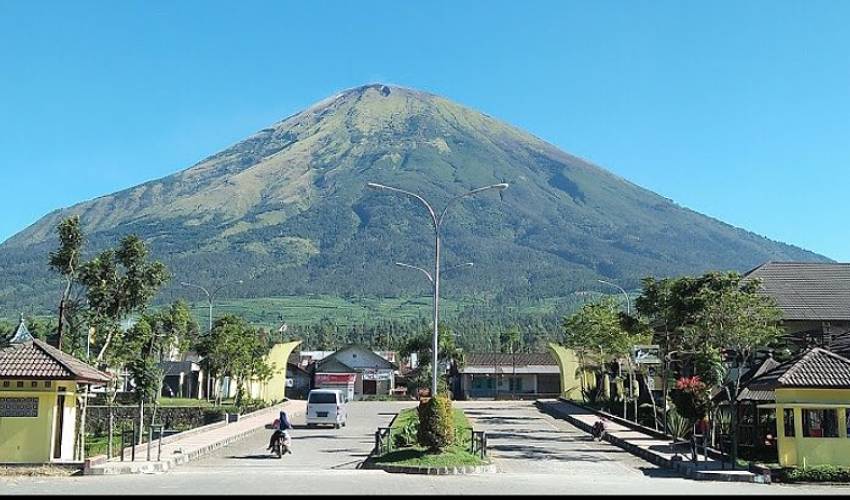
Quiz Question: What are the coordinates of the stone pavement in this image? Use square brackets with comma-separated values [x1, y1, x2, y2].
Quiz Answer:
[84, 400, 306, 475]
[537, 399, 761, 483]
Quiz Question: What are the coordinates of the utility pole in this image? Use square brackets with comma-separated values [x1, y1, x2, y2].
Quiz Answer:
[368, 182, 508, 397]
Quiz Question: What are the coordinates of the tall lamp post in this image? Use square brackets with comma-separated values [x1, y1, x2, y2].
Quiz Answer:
[180, 280, 244, 333]
[368, 182, 508, 397]
[598, 279, 631, 314]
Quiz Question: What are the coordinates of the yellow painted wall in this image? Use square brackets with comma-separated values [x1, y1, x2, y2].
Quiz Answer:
[247, 341, 302, 404]
[0, 381, 78, 464]
[775, 388, 850, 467]
[547, 343, 590, 400]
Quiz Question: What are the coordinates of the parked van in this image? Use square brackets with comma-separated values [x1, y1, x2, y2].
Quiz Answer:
[306, 389, 348, 428]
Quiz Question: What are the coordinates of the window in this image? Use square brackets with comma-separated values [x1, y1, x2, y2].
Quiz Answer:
[0, 397, 39, 417]
[308, 392, 338, 404]
[802, 409, 839, 438]
[783, 409, 795, 437]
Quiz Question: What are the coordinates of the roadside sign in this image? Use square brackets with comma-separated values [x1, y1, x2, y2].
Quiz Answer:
[632, 345, 661, 365]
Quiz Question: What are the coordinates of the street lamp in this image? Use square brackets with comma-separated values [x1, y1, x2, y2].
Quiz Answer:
[394, 261, 474, 283]
[180, 280, 244, 333]
[368, 182, 508, 397]
[598, 279, 631, 314]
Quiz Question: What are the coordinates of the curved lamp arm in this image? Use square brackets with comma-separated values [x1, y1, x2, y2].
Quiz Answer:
[180, 282, 211, 301]
[395, 262, 434, 283]
[367, 183, 439, 229]
[439, 183, 509, 227]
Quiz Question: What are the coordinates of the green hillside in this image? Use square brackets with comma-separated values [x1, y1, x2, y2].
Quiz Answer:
[0, 84, 828, 314]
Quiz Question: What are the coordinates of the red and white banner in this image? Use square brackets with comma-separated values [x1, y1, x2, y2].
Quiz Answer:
[315, 373, 356, 385]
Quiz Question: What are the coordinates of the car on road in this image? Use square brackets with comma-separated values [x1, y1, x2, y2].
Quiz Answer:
[306, 389, 348, 429]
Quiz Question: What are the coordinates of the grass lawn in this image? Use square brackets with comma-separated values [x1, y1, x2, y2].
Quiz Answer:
[373, 406, 487, 468]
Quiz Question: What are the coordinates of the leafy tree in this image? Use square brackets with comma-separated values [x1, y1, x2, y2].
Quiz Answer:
[684, 274, 782, 466]
[197, 315, 270, 406]
[79, 235, 170, 364]
[400, 324, 463, 396]
[76, 234, 170, 456]
[49, 216, 84, 351]
[563, 298, 649, 420]
[124, 301, 200, 436]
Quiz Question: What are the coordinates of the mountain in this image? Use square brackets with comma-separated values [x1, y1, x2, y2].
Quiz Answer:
[0, 84, 829, 313]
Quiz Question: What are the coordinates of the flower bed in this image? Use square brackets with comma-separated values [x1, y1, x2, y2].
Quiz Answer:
[370, 407, 489, 469]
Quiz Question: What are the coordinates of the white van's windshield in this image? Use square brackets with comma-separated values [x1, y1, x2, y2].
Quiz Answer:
[309, 392, 338, 404]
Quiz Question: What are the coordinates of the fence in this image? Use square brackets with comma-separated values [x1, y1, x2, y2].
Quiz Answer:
[374, 427, 393, 456]
[372, 426, 488, 458]
[118, 422, 167, 462]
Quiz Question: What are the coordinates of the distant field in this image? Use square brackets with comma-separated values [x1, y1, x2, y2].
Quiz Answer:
[186, 295, 479, 329]
[0, 293, 598, 329]
[183, 294, 589, 329]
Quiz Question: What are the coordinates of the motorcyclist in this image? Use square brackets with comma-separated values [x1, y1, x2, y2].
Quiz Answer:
[268, 410, 293, 454]
[591, 416, 607, 441]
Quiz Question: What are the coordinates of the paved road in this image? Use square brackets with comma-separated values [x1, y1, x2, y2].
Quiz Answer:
[457, 401, 669, 478]
[184, 401, 416, 472]
[3, 400, 849, 495]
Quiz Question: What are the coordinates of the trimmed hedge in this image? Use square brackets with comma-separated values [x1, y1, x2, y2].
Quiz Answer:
[417, 396, 454, 452]
[785, 465, 850, 483]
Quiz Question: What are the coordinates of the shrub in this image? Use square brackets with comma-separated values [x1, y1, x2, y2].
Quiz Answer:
[417, 395, 455, 452]
[393, 418, 419, 449]
[670, 376, 711, 422]
[666, 407, 693, 441]
[786, 465, 850, 483]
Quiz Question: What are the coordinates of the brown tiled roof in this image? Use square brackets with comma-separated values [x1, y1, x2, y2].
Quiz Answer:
[0, 339, 111, 384]
[464, 352, 557, 367]
[736, 357, 781, 402]
[749, 348, 850, 390]
[744, 262, 850, 321]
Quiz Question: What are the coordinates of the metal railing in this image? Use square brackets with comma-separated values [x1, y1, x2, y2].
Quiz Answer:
[470, 430, 487, 459]
[119, 425, 137, 462]
[373, 426, 488, 459]
[690, 434, 709, 465]
[147, 424, 165, 462]
[374, 427, 392, 456]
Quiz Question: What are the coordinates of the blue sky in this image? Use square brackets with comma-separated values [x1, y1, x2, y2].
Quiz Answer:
[1, 1, 848, 260]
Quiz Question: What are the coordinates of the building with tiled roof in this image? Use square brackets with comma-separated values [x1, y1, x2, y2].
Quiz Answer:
[749, 348, 850, 391]
[457, 351, 561, 399]
[744, 262, 850, 350]
[1, 316, 111, 464]
[747, 347, 850, 468]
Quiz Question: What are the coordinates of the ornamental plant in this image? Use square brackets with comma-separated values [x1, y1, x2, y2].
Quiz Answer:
[670, 376, 712, 422]
[417, 395, 455, 452]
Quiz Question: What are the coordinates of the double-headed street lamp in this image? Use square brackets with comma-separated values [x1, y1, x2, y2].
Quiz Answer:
[394, 261, 474, 283]
[368, 182, 508, 397]
[598, 279, 631, 314]
[180, 280, 244, 333]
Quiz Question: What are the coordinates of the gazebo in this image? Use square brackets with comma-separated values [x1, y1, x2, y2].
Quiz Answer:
[0, 316, 111, 463]
[749, 347, 850, 467]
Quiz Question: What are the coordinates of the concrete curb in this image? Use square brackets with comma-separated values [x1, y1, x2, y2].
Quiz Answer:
[537, 400, 763, 484]
[84, 401, 303, 476]
[361, 461, 497, 475]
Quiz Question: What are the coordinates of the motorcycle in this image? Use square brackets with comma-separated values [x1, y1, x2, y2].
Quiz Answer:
[271, 432, 291, 458]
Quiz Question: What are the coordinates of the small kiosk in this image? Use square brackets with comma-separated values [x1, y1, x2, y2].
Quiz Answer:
[751, 348, 850, 468]
[0, 316, 110, 463]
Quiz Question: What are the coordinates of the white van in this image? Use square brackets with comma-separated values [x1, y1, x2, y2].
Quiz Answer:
[306, 389, 348, 428]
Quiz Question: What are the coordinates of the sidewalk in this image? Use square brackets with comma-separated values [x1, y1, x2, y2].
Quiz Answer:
[84, 400, 306, 475]
[537, 399, 763, 483]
